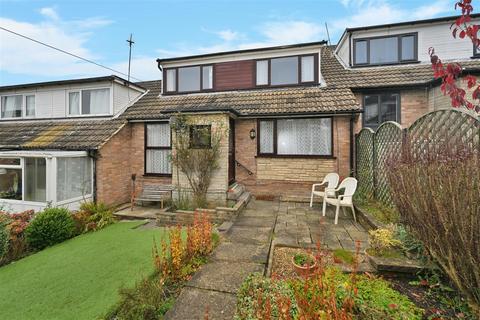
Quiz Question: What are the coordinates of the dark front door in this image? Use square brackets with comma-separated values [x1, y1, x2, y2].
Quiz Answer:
[228, 118, 235, 185]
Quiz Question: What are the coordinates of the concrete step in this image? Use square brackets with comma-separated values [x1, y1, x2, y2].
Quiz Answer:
[227, 183, 245, 201]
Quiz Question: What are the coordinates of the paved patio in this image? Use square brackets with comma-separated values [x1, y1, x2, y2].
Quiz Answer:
[165, 199, 369, 319]
[275, 200, 369, 252]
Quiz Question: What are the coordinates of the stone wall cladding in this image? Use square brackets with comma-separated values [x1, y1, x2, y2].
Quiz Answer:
[171, 113, 230, 202]
[234, 116, 352, 197]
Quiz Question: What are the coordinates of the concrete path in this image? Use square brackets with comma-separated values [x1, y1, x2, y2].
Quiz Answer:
[165, 200, 277, 320]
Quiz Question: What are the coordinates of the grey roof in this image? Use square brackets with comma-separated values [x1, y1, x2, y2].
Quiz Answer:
[0, 119, 126, 150]
[0, 75, 146, 92]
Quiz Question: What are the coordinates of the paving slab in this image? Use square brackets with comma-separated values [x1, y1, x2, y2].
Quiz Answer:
[188, 261, 264, 293]
[212, 242, 270, 264]
[227, 226, 272, 244]
[233, 216, 275, 227]
[165, 288, 236, 320]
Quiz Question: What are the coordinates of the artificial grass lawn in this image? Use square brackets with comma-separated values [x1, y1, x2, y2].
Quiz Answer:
[0, 221, 167, 320]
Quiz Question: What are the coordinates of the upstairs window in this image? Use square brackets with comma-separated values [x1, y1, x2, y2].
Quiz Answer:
[1, 94, 36, 119]
[363, 93, 400, 129]
[164, 65, 214, 93]
[256, 54, 317, 87]
[354, 33, 417, 66]
[68, 88, 110, 116]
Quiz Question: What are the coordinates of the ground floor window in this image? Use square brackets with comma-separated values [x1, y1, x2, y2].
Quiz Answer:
[363, 93, 400, 129]
[0, 157, 47, 202]
[145, 123, 172, 175]
[258, 118, 333, 156]
[57, 157, 92, 202]
[0, 153, 93, 206]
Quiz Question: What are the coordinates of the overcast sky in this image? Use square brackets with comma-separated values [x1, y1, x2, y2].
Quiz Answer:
[0, 0, 459, 85]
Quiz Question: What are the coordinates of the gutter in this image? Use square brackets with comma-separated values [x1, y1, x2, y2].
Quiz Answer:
[349, 113, 355, 176]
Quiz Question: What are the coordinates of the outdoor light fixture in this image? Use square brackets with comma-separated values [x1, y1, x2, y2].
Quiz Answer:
[249, 128, 256, 140]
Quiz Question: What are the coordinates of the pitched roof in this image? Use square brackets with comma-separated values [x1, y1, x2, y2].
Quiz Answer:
[0, 75, 145, 92]
[122, 81, 360, 120]
[0, 119, 126, 150]
[321, 46, 480, 89]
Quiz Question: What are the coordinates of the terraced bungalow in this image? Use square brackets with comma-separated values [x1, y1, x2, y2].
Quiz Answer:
[1, 14, 479, 210]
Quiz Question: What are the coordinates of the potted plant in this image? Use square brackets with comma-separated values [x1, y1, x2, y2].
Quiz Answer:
[292, 252, 317, 276]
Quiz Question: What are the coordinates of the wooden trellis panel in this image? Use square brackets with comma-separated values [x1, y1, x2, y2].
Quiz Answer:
[355, 128, 374, 200]
[373, 122, 403, 207]
[355, 109, 480, 208]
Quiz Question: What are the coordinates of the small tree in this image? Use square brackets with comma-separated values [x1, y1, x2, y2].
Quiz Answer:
[430, 0, 480, 113]
[170, 114, 226, 208]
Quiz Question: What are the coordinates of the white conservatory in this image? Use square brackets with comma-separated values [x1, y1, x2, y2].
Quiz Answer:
[0, 150, 93, 212]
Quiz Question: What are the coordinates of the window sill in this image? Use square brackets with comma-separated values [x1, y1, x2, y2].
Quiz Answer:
[256, 154, 336, 159]
[143, 173, 172, 178]
[351, 60, 420, 68]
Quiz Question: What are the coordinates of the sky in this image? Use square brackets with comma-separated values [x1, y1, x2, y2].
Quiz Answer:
[0, 0, 460, 85]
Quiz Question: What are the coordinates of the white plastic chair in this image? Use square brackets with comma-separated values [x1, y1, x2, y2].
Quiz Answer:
[310, 173, 340, 214]
[323, 177, 358, 225]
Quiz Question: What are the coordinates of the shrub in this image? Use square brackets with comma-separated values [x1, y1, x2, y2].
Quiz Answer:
[235, 273, 298, 320]
[78, 201, 115, 232]
[0, 214, 10, 259]
[0, 210, 33, 262]
[387, 143, 480, 315]
[367, 226, 403, 257]
[25, 208, 75, 250]
[105, 276, 173, 320]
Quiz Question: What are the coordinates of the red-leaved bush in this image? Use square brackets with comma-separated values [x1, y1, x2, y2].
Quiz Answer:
[430, 0, 480, 112]
[386, 142, 480, 316]
[0, 210, 34, 264]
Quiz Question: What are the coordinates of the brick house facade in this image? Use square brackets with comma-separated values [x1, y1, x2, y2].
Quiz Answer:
[2, 15, 480, 211]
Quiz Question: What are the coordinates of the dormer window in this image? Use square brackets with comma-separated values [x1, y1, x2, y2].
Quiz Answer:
[1, 94, 36, 119]
[256, 55, 317, 87]
[164, 65, 214, 93]
[353, 33, 417, 66]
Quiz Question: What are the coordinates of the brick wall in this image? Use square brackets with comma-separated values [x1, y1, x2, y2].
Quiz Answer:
[234, 116, 352, 198]
[95, 124, 132, 206]
[96, 122, 171, 206]
[354, 89, 430, 133]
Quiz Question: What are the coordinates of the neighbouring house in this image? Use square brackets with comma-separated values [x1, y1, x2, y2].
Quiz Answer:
[0, 76, 145, 211]
[1, 14, 480, 211]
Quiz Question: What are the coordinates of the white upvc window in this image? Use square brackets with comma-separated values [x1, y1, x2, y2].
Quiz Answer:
[0, 152, 93, 208]
[68, 88, 111, 116]
[0, 94, 36, 119]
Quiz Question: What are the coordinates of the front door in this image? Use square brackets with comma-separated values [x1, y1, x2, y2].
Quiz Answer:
[228, 118, 235, 185]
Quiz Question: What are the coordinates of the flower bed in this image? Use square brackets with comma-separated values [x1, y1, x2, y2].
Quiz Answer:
[237, 245, 423, 320]
[105, 211, 219, 319]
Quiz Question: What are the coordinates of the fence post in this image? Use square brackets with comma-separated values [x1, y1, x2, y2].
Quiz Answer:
[372, 130, 377, 201]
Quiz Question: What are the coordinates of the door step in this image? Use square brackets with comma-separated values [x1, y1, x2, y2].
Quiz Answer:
[227, 183, 246, 201]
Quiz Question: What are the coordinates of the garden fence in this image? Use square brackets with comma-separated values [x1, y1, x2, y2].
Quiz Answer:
[355, 109, 480, 208]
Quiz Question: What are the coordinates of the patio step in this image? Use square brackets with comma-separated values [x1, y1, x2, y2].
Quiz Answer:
[227, 183, 246, 201]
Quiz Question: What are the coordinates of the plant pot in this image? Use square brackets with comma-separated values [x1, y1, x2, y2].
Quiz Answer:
[291, 254, 317, 276]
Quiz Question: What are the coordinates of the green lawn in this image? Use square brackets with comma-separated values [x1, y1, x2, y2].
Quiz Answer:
[0, 221, 166, 320]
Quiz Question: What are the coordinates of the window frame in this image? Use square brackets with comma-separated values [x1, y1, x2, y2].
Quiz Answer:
[163, 64, 215, 94]
[353, 33, 418, 67]
[256, 117, 334, 158]
[189, 125, 212, 149]
[144, 122, 172, 177]
[66, 87, 113, 117]
[473, 42, 480, 57]
[0, 93, 36, 119]
[254, 54, 318, 88]
[362, 92, 401, 129]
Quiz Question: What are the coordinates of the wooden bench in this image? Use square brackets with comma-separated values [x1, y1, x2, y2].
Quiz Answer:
[133, 184, 175, 209]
